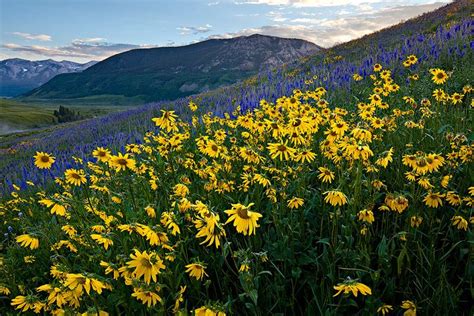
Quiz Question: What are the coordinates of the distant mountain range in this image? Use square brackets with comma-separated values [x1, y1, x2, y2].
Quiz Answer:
[23, 34, 321, 103]
[0, 59, 97, 97]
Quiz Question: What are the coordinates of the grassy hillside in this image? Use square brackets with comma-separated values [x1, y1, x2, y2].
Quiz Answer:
[1, 28, 473, 316]
[1, 0, 472, 192]
[0, 99, 56, 133]
[24, 35, 319, 103]
[0, 1, 473, 315]
[0, 98, 133, 135]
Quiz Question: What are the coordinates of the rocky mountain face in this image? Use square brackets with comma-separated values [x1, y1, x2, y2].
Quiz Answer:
[0, 59, 97, 97]
[24, 34, 321, 102]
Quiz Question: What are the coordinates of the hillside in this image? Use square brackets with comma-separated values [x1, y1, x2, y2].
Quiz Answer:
[23, 35, 320, 102]
[0, 59, 96, 97]
[1, 0, 472, 192]
[1, 1, 473, 314]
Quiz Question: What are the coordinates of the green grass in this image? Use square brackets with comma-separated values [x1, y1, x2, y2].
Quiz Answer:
[0, 98, 134, 136]
[0, 99, 56, 132]
[19, 94, 146, 107]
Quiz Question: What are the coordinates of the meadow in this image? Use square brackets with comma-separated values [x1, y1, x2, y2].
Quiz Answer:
[0, 2, 473, 315]
[0, 98, 134, 136]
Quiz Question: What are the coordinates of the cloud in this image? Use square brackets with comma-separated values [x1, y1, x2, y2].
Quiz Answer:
[235, 0, 381, 7]
[12, 32, 52, 41]
[208, 1, 220, 5]
[73, 37, 107, 43]
[1, 40, 158, 61]
[212, 2, 449, 47]
[267, 11, 288, 22]
[177, 24, 213, 35]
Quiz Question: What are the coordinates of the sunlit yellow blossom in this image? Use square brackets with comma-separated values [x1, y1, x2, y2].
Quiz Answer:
[185, 262, 208, 281]
[64, 169, 87, 186]
[0, 286, 11, 295]
[39, 198, 67, 217]
[34, 152, 55, 169]
[318, 167, 335, 183]
[401, 300, 417, 316]
[225, 203, 262, 236]
[267, 141, 296, 161]
[152, 110, 178, 132]
[109, 153, 136, 172]
[195, 306, 226, 316]
[430, 68, 448, 84]
[132, 287, 163, 307]
[100, 261, 120, 280]
[357, 209, 374, 224]
[450, 92, 464, 105]
[91, 234, 113, 250]
[195, 212, 226, 248]
[294, 149, 316, 163]
[373, 63, 382, 72]
[333, 280, 372, 297]
[127, 249, 166, 284]
[423, 192, 443, 208]
[145, 206, 156, 218]
[174, 183, 190, 197]
[11, 295, 44, 313]
[377, 304, 393, 315]
[287, 197, 304, 209]
[451, 216, 468, 231]
[410, 216, 423, 228]
[432, 88, 447, 102]
[446, 191, 462, 206]
[16, 234, 39, 250]
[92, 147, 111, 162]
[64, 273, 106, 296]
[385, 195, 409, 213]
[324, 190, 348, 206]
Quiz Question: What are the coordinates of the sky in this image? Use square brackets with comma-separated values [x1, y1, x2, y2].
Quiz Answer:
[0, 0, 451, 63]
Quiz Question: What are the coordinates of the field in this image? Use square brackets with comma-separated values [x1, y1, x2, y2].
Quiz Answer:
[0, 97, 139, 134]
[0, 99, 57, 134]
[0, 1, 473, 315]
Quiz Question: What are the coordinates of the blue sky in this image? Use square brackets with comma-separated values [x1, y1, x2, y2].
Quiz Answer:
[0, 0, 451, 63]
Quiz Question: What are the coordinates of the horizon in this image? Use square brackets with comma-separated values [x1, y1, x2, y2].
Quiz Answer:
[1, 0, 451, 63]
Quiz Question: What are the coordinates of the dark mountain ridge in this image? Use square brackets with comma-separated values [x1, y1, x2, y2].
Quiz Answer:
[23, 34, 321, 102]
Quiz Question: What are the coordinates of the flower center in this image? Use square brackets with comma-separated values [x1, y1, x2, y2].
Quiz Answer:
[117, 158, 128, 166]
[237, 207, 250, 219]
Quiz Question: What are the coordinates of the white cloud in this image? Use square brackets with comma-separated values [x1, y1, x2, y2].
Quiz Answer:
[177, 24, 213, 35]
[208, 1, 220, 5]
[235, 0, 380, 7]
[1, 40, 158, 62]
[214, 2, 449, 47]
[73, 37, 107, 43]
[267, 11, 288, 22]
[236, 0, 451, 8]
[12, 32, 52, 41]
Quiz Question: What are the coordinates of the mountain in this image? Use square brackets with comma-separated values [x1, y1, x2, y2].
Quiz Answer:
[0, 59, 97, 97]
[23, 34, 320, 103]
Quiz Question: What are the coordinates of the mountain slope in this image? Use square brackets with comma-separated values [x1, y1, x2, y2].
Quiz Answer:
[0, 59, 96, 97]
[23, 35, 320, 102]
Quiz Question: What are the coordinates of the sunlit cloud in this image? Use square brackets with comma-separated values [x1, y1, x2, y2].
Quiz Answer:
[177, 24, 213, 35]
[235, 0, 381, 7]
[2, 40, 158, 61]
[12, 32, 52, 41]
[212, 2, 449, 47]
